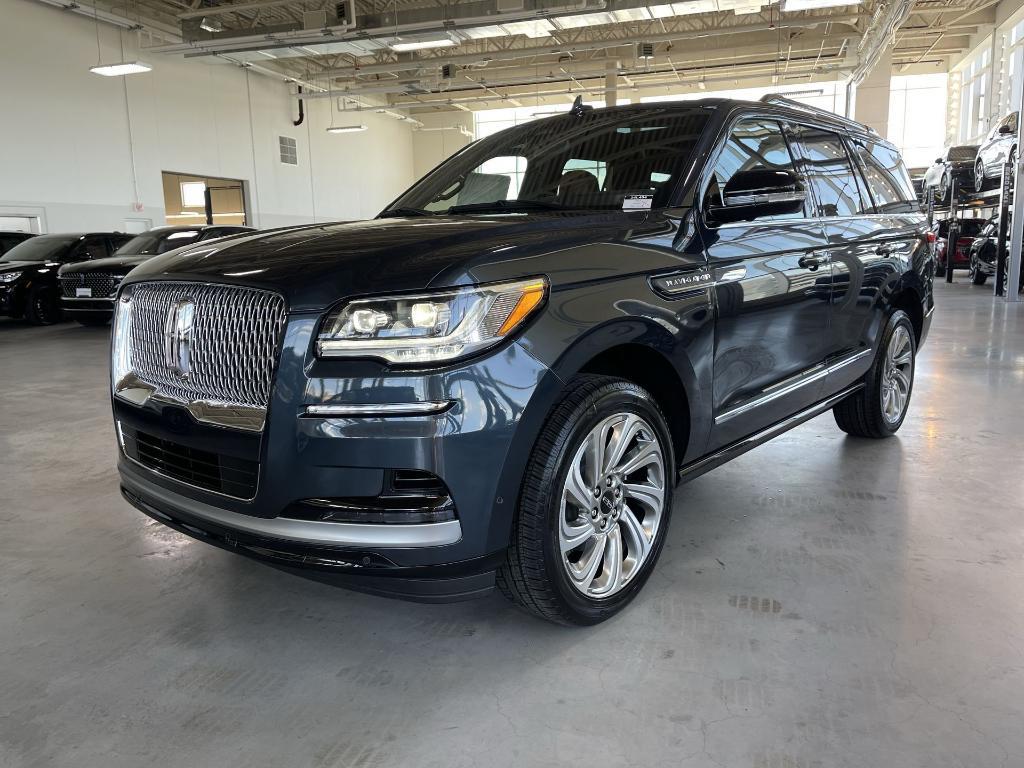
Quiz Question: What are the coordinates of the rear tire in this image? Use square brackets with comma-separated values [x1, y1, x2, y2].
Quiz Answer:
[25, 286, 60, 326]
[497, 374, 675, 626]
[833, 311, 916, 439]
[974, 160, 986, 193]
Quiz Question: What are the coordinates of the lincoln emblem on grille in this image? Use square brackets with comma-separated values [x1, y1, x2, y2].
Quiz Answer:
[163, 298, 196, 378]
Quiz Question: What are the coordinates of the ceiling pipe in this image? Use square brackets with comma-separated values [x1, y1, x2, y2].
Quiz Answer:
[852, 0, 914, 84]
[316, 14, 861, 80]
[293, 85, 305, 125]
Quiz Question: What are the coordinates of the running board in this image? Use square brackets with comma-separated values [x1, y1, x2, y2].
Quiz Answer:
[677, 383, 864, 484]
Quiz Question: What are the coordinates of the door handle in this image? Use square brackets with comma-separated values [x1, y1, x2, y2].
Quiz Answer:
[798, 255, 822, 271]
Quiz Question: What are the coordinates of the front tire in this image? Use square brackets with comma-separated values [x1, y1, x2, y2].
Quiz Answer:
[937, 172, 950, 203]
[970, 258, 988, 285]
[25, 286, 60, 326]
[833, 311, 916, 438]
[497, 375, 675, 625]
[974, 160, 986, 193]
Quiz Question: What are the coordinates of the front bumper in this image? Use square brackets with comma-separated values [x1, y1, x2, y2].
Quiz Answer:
[115, 313, 563, 598]
[62, 296, 114, 314]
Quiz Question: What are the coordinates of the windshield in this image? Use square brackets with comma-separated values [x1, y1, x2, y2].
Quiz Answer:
[115, 229, 202, 256]
[386, 107, 710, 216]
[0, 235, 76, 263]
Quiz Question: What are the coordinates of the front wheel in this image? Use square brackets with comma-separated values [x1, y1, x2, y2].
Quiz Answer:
[497, 375, 674, 625]
[975, 160, 987, 193]
[833, 311, 916, 438]
[937, 172, 950, 203]
[970, 258, 988, 285]
[25, 286, 60, 326]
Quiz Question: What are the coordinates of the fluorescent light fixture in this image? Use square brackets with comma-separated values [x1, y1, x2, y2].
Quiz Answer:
[326, 125, 367, 133]
[612, 7, 652, 21]
[500, 19, 555, 38]
[89, 61, 152, 76]
[648, 1, 720, 17]
[780, 0, 860, 9]
[459, 25, 507, 39]
[199, 16, 223, 32]
[552, 12, 615, 28]
[389, 36, 457, 52]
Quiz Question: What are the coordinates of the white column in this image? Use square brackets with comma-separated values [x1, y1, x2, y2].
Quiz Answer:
[1007, 84, 1024, 303]
[853, 48, 893, 138]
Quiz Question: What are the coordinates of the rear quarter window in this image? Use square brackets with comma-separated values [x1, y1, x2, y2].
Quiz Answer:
[851, 140, 918, 213]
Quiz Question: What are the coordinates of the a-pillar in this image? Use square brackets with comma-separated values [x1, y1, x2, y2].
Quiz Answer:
[853, 47, 893, 139]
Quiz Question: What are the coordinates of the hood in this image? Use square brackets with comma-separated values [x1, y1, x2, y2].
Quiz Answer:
[0, 260, 49, 273]
[123, 214, 664, 312]
[60, 255, 150, 275]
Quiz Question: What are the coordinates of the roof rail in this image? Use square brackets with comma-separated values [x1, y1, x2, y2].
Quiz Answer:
[759, 94, 878, 136]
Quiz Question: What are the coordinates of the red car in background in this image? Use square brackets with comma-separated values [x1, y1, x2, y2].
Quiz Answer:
[932, 218, 986, 276]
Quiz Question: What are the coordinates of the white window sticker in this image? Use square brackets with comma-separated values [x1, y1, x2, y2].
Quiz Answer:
[622, 194, 653, 210]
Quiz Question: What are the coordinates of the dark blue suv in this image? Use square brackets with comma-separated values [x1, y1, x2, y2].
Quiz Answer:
[112, 97, 933, 625]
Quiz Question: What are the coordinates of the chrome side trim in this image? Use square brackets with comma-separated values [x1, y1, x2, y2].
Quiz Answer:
[114, 373, 266, 432]
[305, 401, 454, 417]
[714, 349, 872, 425]
[682, 383, 865, 483]
[62, 296, 115, 303]
[121, 472, 463, 548]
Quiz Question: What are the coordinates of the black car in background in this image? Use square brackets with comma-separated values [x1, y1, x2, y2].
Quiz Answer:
[0, 231, 35, 256]
[113, 98, 933, 625]
[968, 214, 1019, 287]
[922, 145, 978, 203]
[975, 111, 1018, 191]
[58, 225, 254, 325]
[0, 232, 133, 324]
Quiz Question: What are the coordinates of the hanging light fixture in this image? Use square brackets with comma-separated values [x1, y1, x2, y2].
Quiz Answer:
[88, 1, 151, 76]
[326, 92, 367, 134]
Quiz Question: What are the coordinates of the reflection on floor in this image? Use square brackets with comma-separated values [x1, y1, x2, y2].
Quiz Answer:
[1, 280, 1022, 767]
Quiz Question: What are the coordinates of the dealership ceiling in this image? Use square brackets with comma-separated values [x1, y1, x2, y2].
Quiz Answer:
[41, 0, 1000, 112]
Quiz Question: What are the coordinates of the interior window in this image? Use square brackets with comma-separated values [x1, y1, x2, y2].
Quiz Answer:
[424, 155, 527, 211]
[789, 126, 865, 218]
[74, 237, 108, 261]
[703, 118, 803, 221]
[851, 140, 917, 213]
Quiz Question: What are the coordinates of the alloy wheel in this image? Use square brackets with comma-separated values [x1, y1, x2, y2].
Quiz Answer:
[938, 172, 948, 202]
[880, 326, 913, 424]
[558, 412, 666, 599]
[975, 161, 985, 193]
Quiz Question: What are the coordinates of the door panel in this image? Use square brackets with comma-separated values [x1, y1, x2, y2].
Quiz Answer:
[702, 221, 832, 448]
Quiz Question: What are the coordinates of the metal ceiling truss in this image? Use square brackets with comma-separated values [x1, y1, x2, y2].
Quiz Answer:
[32, 0, 1003, 112]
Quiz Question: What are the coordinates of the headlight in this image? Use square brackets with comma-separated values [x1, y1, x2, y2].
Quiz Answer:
[317, 277, 548, 364]
[0, 271, 22, 283]
[111, 288, 134, 388]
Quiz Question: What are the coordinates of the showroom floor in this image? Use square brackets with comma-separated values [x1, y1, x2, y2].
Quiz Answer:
[2, 281, 1022, 768]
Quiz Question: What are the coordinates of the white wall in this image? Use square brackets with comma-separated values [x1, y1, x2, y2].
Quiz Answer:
[411, 112, 474, 179]
[0, 0, 416, 233]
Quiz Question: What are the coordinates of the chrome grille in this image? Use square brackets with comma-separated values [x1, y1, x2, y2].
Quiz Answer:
[126, 282, 286, 413]
[60, 272, 117, 299]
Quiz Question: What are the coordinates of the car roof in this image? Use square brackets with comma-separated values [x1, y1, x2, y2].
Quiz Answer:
[551, 96, 885, 145]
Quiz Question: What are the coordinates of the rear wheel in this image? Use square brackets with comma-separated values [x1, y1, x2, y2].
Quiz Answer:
[25, 286, 60, 326]
[833, 311, 916, 439]
[937, 171, 950, 203]
[497, 375, 674, 625]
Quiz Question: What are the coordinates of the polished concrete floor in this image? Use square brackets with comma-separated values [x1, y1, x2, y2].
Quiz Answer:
[2, 281, 1022, 768]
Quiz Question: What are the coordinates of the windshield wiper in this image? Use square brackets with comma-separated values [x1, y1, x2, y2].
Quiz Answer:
[446, 199, 572, 214]
[378, 207, 434, 218]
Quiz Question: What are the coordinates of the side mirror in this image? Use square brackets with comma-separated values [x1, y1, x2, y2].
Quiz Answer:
[936, 157, 944, 164]
[707, 169, 806, 225]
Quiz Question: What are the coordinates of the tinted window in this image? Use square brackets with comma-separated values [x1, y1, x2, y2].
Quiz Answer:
[789, 126, 865, 217]
[703, 118, 803, 221]
[851, 140, 917, 213]
[391, 108, 710, 214]
[0, 235, 76, 262]
[75, 236, 109, 261]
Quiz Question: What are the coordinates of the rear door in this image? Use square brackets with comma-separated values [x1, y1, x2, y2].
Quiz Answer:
[697, 116, 833, 450]
[825, 137, 924, 391]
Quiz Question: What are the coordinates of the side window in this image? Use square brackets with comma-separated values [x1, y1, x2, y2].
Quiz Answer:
[851, 140, 917, 213]
[789, 126, 865, 217]
[424, 155, 527, 211]
[158, 230, 202, 253]
[703, 118, 804, 222]
[71, 236, 108, 261]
